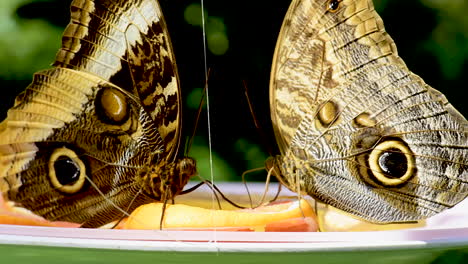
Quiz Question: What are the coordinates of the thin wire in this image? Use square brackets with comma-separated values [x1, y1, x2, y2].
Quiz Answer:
[200, 0, 217, 245]
[199, 0, 212, 190]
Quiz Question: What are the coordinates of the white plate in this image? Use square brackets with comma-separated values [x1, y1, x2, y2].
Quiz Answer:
[1, 183, 467, 264]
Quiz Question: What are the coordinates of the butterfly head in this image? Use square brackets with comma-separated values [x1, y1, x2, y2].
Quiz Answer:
[138, 157, 197, 201]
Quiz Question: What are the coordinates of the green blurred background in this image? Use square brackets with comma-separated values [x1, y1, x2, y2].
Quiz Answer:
[0, 0, 467, 183]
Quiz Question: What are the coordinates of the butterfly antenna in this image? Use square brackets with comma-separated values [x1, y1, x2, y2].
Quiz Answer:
[243, 80, 276, 156]
[314, 199, 322, 232]
[293, 167, 307, 218]
[159, 190, 170, 230]
[240, 165, 278, 209]
[185, 69, 211, 155]
[204, 180, 247, 209]
[180, 179, 246, 209]
[182, 177, 222, 210]
[243, 81, 287, 206]
[241, 167, 264, 208]
[179, 181, 205, 195]
[255, 165, 275, 208]
[84, 175, 133, 220]
[269, 181, 282, 203]
[111, 187, 145, 229]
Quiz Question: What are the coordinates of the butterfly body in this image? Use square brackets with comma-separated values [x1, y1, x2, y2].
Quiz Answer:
[0, 0, 195, 227]
[270, 0, 467, 223]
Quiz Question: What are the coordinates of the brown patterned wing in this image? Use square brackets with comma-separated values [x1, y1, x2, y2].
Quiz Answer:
[270, 0, 468, 223]
[270, 0, 406, 152]
[55, 0, 182, 157]
[0, 0, 187, 227]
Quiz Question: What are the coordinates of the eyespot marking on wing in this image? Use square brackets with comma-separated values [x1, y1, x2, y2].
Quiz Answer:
[48, 147, 87, 194]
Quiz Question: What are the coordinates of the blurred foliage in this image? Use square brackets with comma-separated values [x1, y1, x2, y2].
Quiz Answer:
[0, 0, 62, 80]
[0, 0, 467, 184]
[431, 250, 468, 264]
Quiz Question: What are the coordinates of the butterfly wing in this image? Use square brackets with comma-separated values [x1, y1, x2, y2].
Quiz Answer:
[55, 0, 182, 157]
[0, 0, 182, 227]
[270, 0, 406, 151]
[270, 0, 467, 222]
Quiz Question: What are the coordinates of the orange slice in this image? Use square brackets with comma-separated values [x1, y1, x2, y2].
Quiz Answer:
[318, 204, 426, 231]
[123, 199, 318, 232]
[0, 196, 79, 228]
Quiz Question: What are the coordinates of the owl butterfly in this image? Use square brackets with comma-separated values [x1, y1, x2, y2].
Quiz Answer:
[268, 0, 467, 223]
[0, 0, 196, 227]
